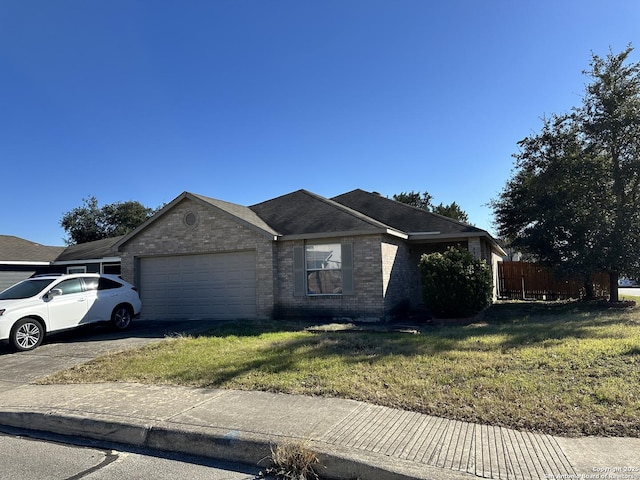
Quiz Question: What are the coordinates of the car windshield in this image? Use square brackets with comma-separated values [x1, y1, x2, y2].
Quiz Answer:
[0, 279, 57, 300]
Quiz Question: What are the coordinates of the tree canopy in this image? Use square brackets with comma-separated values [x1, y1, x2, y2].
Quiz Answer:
[61, 197, 158, 245]
[492, 45, 640, 301]
[392, 191, 470, 223]
[432, 201, 469, 224]
[392, 191, 433, 211]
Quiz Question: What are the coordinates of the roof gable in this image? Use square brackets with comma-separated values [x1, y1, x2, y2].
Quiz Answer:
[249, 189, 398, 237]
[115, 191, 279, 249]
[190, 193, 279, 237]
[331, 189, 485, 236]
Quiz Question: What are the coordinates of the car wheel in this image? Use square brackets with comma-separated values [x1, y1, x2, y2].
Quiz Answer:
[111, 305, 133, 330]
[11, 318, 44, 351]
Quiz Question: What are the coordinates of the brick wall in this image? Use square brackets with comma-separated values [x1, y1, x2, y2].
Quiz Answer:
[118, 198, 275, 318]
[381, 237, 412, 316]
[274, 235, 386, 321]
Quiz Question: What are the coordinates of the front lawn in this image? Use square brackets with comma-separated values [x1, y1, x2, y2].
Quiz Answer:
[42, 302, 640, 437]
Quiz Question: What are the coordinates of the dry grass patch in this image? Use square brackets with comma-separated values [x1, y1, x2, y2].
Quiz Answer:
[41, 303, 640, 437]
[260, 441, 320, 480]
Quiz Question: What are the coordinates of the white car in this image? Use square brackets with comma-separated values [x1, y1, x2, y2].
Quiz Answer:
[0, 273, 142, 351]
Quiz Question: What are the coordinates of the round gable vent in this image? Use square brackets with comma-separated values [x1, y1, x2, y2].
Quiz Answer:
[184, 212, 199, 227]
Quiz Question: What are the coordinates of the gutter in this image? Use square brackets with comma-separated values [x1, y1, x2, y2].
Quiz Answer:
[408, 231, 507, 257]
[52, 257, 121, 266]
[0, 260, 53, 266]
[278, 228, 408, 241]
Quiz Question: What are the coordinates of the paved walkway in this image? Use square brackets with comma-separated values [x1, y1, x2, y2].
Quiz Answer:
[0, 382, 638, 480]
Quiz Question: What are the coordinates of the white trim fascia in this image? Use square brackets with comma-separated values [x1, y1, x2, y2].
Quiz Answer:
[278, 228, 408, 241]
[0, 260, 52, 266]
[408, 231, 507, 256]
[53, 257, 121, 265]
[384, 228, 409, 239]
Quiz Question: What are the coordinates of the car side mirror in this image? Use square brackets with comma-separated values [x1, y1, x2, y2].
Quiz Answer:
[46, 288, 63, 300]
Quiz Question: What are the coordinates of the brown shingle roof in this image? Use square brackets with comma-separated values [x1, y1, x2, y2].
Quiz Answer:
[0, 235, 65, 263]
[331, 189, 485, 235]
[56, 236, 123, 261]
[249, 189, 393, 236]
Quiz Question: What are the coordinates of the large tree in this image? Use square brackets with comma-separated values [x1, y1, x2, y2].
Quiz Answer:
[432, 201, 469, 223]
[61, 197, 157, 245]
[392, 191, 433, 210]
[492, 46, 640, 301]
[393, 191, 470, 223]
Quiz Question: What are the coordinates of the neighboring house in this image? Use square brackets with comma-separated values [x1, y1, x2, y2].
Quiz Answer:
[0, 235, 123, 291]
[115, 189, 505, 321]
[0, 236, 65, 291]
[54, 236, 123, 275]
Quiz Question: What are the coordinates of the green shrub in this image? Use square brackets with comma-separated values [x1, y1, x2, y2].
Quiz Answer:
[420, 246, 493, 318]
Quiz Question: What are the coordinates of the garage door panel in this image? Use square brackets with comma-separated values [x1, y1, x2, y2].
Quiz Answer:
[140, 251, 256, 320]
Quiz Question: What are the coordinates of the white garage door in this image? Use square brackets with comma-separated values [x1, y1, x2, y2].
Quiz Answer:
[139, 251, 257, 319]
[0, 271, 36, 292]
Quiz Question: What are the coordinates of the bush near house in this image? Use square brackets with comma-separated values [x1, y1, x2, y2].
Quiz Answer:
[420, 246, 493, 318]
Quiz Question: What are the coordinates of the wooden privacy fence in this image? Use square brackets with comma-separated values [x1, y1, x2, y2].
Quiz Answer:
[497, 261, 610, 300]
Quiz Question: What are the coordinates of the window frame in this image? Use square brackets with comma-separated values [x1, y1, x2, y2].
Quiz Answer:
[67, 266, 87, 274]
[305, 242, 343, 296]
[293, 242, 354, 297]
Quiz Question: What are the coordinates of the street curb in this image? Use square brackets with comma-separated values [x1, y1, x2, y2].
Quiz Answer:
[0, 410, 471, 480]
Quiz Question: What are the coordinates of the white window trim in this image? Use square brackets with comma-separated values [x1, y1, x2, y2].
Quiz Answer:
[66, 266, 87, 274]
[294, 243, 354, 296]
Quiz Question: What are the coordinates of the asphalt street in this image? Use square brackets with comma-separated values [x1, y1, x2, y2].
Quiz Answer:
[0, 425, 262, 480]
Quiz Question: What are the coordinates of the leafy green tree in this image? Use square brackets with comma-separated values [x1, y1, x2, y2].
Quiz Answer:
[420, 246, 493, 318]
[392, 191, 433, 210]
[60, 197, 104, 245]
[61, 196, 157, 245]
[101, 201, 156, 238]
[432, 201, 470, 223]
[492, 46, 640, 301]
[393, 190, 470, 223]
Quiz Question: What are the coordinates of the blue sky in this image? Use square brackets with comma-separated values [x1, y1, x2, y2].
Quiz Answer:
[2, 1, 639, 246]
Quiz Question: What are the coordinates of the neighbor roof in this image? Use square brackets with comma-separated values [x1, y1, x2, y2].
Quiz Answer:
[0, 235, 65, 264]
[56, 235, 123, 262]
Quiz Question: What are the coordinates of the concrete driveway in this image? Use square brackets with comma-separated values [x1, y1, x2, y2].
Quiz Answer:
[0, 320, 218, 392]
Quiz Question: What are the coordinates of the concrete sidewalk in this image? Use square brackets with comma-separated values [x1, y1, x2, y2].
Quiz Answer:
[0, 383, 638, 480]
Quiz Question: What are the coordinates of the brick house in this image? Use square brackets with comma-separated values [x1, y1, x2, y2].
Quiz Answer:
[115, 189, 505, 321]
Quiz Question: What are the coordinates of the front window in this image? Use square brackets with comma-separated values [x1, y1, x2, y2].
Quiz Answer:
[305, 243, 343, 294]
